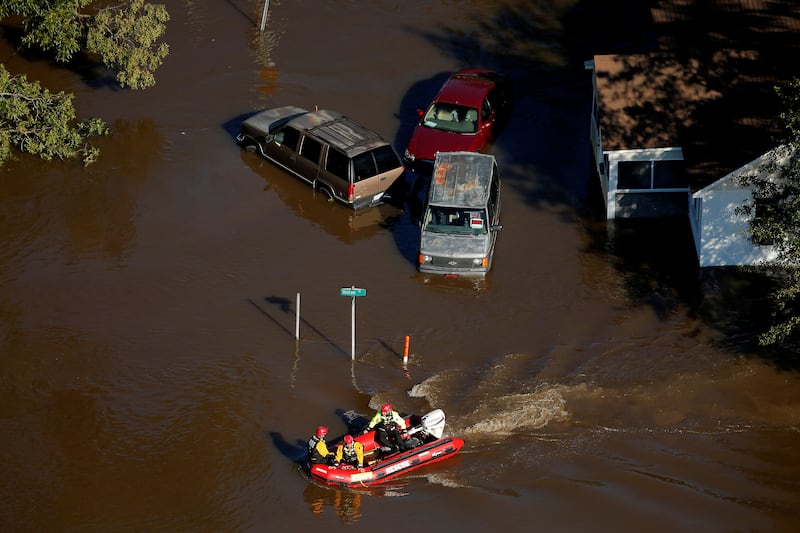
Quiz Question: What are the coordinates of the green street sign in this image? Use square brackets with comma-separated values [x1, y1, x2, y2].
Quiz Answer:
[340, 287, 366, 297]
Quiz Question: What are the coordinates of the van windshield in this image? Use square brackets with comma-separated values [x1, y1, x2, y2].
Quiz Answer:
[423, 206, 487, 235]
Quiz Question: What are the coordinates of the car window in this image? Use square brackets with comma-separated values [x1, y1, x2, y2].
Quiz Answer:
[274, 126, 300, 151]
[487, 87, 503, 117]
[352, 152, 377, 183]
[481, 99, 493, 123]
[423, 104, 477, 133]
[299, 136, 322, 164]
[325, 148, 350, 181]
[371, 145, 401, 174]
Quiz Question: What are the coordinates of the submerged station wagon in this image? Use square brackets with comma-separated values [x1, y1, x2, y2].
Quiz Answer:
[236, 106, 405, 209]
[418, 151, 502, 277]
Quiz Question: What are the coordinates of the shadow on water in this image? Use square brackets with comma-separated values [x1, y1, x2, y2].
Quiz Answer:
[224, 0, 260, 27]
[269, 431, 307, 463]
[221, 111, 259, 139]
[696, 268, 800, 371]
[392, 71, 453, 157]
[247, 298, 293, 338]
[248, 296, 353, 359]
[581, 216, 800, 371]
[0, 25, 122, 91]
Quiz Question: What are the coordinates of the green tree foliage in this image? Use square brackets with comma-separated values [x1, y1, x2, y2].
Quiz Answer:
[0, 1, 169, 166]
[0, 64, 109, 166]
[87, 0, 170, 90]
[0, 0, 169, 90]
[739, 78, 800, 346]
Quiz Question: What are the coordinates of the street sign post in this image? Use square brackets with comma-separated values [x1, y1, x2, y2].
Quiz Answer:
[340, 286, 366, 359]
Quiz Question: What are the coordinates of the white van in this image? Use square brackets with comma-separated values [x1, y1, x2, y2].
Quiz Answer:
[418, 152, 502, 277]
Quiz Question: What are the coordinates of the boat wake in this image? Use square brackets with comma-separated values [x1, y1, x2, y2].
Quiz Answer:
[407, 355, 572, 439]
[460, 387, 569, 435]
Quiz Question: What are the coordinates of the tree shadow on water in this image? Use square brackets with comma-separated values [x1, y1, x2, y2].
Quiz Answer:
[695, 267, 800, 372]
[581, 215, 800, 371]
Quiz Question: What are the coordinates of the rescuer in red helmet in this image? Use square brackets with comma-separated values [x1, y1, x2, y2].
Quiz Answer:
[364, 403, 407, 455]
[308, 425, 335, 465]
[334, 434, 365, 468]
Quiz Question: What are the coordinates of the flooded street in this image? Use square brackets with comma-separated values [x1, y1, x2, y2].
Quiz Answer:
[2, 1, 799, 530]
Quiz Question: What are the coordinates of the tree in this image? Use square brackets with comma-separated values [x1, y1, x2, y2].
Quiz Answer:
[0, 0, 169, 166]
[738, 78, 800, 346]
[0, 0, 169, 90]
[0, 64, 108, 166]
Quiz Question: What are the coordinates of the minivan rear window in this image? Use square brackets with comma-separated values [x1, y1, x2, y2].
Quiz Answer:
[372, 145, 402, 174]
[352, 152, 377, 183]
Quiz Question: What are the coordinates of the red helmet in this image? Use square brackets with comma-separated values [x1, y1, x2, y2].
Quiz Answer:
[381, 403, 392, 415]
[344, 435, 354, 445]
[316, 426, 328, 438]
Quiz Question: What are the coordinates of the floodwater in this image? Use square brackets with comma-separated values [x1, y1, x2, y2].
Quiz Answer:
[1, 1, 799, 531]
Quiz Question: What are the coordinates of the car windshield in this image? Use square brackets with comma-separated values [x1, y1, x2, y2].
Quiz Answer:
[423, 206, 487, 235]
[422, 103, 478, 134]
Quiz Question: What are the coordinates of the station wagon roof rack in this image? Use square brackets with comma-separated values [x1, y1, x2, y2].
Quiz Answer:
[289, 110, 385, 155]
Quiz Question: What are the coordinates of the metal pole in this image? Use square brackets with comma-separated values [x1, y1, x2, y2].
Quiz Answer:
[351, 291, 356, 360]
[260, 0, 270, 31]
[295, 292, 300, 340]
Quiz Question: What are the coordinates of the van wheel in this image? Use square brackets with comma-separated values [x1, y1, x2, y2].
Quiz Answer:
[319, 187, 335, 203]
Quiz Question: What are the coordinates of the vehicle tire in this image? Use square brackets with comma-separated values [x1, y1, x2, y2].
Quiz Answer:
[243, 143, 257, 153]
[319, 186, 335, 203]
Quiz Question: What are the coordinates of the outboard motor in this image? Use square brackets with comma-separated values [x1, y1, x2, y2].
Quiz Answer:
[420, 409, 446, 439]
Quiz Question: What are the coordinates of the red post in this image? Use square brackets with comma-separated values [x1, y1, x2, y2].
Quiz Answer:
[403, 336, 410, 365]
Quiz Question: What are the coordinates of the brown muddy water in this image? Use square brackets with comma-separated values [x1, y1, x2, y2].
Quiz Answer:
[1, 1, 799, 531]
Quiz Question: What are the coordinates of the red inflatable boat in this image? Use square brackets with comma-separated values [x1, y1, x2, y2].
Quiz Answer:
[309, 409, 464, 487]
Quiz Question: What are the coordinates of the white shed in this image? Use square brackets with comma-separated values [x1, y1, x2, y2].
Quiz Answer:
[689, 149, 787, 267]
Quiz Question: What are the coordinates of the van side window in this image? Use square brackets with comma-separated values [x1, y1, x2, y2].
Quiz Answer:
[299, 136, 323, 164]
[489, 168, 500, 220]
[325, 148, 350, 181]
[372, 145, 402, 174]
[486, 88, 503, 118]
[275, 126, 300, 151]
[352, 152, 377, 183]
[481, 99, 493, 123]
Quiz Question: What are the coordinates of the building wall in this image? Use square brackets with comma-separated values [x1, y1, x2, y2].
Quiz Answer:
[693, 186, 777, 267]
[690, 149, 786, 268]
[603, 148, 688, 219]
